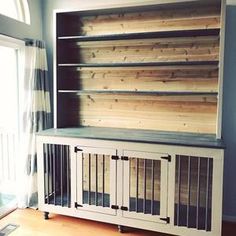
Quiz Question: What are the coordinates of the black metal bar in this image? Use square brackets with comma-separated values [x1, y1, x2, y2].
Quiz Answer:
[58, 28, 220, 42]
[53, 144, 56, 205]
[207, 159, 213, 231]
[151, 160, 155, 215]
[102, 155, 105, 207]
[43, 144, 46, 203]
[196, 157, 201, 229]
[205, 158, 210, 231]
[177, 155, 181, 226]
[187, 156, 191, 227]
[88, 153, 91, 205]
[60, 145, 64, 206]
[49, 144, 53, 204]
[46, 144, 50, 204]
[143, 159, 147, 214]
[48, 144, 51, 204]
[95, 154, 98, 206]
[58, 61, 219, 68]
[43, 144, 47, 204]
[67, 146, 70, 207]
[136, 158, 139, 212]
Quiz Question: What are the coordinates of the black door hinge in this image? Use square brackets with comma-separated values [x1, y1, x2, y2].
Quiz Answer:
[74, 202, 83, 208]
[121, 156, 129, 161]
[111, 155, 119, 160]
[120, 206, 128, 211]
[111, 205, 119, 210]
[161, 155, 171, 162]
[160, 217, 170, 224]
[74, 147, 83, 153]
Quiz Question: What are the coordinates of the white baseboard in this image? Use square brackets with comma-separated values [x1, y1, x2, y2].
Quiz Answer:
[223, 214, 236, 222]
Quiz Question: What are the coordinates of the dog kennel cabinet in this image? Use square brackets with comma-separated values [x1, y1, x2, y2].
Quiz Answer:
[37, 1, 226, 235]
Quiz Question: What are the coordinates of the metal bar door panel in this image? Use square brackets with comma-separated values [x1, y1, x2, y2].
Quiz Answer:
[76, 146, 117, 215]
[123, 150, 169, 223]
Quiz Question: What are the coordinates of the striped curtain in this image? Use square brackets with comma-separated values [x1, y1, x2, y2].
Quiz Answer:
[18, 40, 51, 208]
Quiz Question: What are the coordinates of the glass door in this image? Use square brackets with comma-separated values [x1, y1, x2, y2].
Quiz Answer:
[76, 146, 117, 215]
[0, 42, 22, 217]
[123, 150, 169, 223]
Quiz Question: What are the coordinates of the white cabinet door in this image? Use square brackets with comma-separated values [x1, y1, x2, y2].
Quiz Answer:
[122, 150, 169, 224]
[76, 146, 117, 215]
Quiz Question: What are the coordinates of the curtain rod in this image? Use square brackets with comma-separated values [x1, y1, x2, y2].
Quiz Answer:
[0, 32, 40, 43]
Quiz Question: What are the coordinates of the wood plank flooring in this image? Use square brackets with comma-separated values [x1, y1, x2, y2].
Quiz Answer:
[0, 209, 235, 236]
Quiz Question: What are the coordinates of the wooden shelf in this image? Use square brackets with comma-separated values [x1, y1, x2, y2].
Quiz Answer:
[37, 127, 225, 149]
[58, 61, 219, 68]
[58, 28, 220, 42]
[58, 90, 218, 96]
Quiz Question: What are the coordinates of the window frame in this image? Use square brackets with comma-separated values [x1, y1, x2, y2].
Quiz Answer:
[0, 0, 31, 24]
[0, 34, 25, 137]
[0, 34, 25, 216]
[16, 0, 31, 24]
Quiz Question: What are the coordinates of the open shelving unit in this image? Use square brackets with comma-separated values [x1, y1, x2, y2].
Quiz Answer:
[54, 0, 224, 135]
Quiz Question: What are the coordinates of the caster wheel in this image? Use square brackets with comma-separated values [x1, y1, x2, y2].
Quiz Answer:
[44, 211, 49, 220]
[118, 225, 125, 233]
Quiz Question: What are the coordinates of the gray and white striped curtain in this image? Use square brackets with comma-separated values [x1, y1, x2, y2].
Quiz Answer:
[19, 39, 51, 208]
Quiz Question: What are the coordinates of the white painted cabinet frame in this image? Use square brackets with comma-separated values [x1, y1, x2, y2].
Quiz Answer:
[37, 135, 224, 236]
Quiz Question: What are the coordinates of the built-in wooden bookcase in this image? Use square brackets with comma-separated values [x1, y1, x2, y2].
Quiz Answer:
[55, 0, 224, 136]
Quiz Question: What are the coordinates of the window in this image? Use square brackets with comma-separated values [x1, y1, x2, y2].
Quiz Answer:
[0, 0, 30, 24]
[0, 34, 24, 217]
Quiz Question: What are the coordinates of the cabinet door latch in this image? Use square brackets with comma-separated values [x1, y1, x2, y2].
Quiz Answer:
[111, 205, 119, 210]
[74, 202, 83, 208]
[120, 206, 128, 211]
[160, 217, 170, 224]
[161, 155, 171, 162]
[121, 156, 129, 161]
[111, 155, 119, 160]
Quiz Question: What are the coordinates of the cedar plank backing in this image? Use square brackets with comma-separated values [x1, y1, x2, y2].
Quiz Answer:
[80, 6, 220, 36]
[63, 94, 217, 134]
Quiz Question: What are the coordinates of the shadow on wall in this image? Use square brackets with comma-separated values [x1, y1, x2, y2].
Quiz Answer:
[222, 5, 236, 221]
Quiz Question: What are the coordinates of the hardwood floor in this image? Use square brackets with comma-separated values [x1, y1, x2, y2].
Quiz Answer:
[0, 209, 235, 236]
